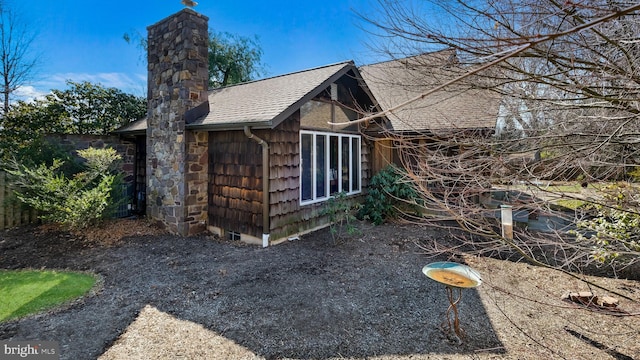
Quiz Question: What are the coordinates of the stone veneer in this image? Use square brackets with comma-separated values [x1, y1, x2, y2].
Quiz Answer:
[146, 9, 209, 235]
[45, 134, 136, 183]
[184, 131, 209, 234]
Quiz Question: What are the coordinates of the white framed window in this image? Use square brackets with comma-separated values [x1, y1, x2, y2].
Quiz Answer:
[300, 130, 361, 205]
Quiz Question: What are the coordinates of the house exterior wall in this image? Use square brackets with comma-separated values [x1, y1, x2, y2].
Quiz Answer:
[268, 113, 373, 241]
[207, 113, 302, 242]
[185, 131, 209, 234]
[207, 113, 302, 243]
[299, 100, 356, 132]
[133, 136, 146, 214]
[207, 110, 373, 244]
[373, 139, 394, 174]
[146, 9, 209, 235]
[263, 114, 301, 241]
[208, 130, 264, 239]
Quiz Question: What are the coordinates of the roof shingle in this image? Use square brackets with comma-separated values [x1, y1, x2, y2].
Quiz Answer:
[359, 50, 500, 132]
[188, 61, 355, 129]
[115, 61, 357, 133]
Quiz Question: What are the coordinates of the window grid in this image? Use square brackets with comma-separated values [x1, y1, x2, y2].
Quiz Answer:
[300, 130, 361, 205]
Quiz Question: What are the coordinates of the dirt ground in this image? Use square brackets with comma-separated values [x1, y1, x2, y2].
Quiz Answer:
[0, 219, 638, 360]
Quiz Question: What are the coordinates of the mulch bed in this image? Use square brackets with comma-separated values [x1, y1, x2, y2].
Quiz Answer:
[0, 219, 638, 360]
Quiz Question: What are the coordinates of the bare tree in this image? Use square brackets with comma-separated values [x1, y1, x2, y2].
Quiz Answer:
[0, 2, 38, 114]
[352, 0, 640, 275]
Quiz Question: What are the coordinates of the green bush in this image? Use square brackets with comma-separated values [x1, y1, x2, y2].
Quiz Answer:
[627, 166, 640, 182]
[358, 165, 421, 225]
[5, 147, 123, 230]
[320, 191, 361, 244]
[572, 183, 640, 264]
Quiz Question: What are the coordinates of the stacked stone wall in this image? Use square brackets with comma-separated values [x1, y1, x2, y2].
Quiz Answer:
[146, 9, 209, 235]
[185, 131, 209, 234]
[45, 134, 136, 183]
[44, 134, 137, 218]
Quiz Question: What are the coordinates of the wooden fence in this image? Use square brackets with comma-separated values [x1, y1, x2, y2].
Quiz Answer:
[0, 171, 38, 230]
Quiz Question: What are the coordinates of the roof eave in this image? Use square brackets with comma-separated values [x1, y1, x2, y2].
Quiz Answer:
[389, 125, 496, 135]
[115, 129, 147, 136]
[112, 125, 147, 136]
[186, 120, 274, 131]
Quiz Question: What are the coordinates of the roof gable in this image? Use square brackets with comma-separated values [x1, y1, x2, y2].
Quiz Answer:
[187, 61, 360, 130]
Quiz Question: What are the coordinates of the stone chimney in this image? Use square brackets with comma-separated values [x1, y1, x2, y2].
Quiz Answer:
[146, 9, 209, 235]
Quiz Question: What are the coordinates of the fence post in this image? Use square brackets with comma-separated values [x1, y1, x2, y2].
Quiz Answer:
[500, 204, 513, 240]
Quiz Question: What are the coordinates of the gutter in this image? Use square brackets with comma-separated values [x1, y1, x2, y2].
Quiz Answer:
[244, 126, 270, 247]
[187, 120, 273, 131]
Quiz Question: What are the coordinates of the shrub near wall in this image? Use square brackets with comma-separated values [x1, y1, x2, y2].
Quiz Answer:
[5, 148, 123, 230]
[358, 165, 422, 225]
[0, 134, 137, 230]
[46, 134, 136, 183]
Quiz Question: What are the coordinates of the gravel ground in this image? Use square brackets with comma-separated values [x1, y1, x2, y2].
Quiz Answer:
[0, 220, 638, 360]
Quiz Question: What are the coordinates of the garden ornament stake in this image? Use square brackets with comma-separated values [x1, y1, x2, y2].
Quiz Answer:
[422, 262, 482, 343]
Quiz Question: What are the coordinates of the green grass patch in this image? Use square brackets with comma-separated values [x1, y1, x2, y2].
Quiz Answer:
[0, 270, 96, 322]
[546, 184, 583, 193]
[553, 199, 586, 210]
[507, 182, 585, 193]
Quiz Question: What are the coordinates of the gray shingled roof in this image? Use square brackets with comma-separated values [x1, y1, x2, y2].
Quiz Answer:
[115, 54, 499, 135]
[187, 61, 356, 130]
[115, 61, 357, 134]
[114, 116, 147, 134]
[359, 50, 500, 132]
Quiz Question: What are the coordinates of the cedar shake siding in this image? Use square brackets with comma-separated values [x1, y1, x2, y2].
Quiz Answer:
[209, 130, 264, 239]
[265, 113, 301, 241]
[208, 110, 373, 243]
[208, 112, 302, 242]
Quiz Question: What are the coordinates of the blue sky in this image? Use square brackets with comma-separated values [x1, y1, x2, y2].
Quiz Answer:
[14, 0, 385, 100]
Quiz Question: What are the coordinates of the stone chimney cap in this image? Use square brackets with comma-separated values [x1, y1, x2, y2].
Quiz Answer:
[146, 7, 209, 31]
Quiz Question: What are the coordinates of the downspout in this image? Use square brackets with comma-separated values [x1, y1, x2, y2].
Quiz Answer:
[330, 83, 337, 132]
[244, 126, 270, 247]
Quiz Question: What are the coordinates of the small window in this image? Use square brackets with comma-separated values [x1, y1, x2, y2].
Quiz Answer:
[300, 130, 362, 205]
[227, 230, 241, 241]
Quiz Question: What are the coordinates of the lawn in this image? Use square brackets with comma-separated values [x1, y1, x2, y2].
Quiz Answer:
[0, 269, 96, 322]
[503, 181, 605, 209]
[552, 198, 586, 210]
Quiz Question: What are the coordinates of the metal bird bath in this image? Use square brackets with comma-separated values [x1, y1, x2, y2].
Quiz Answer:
[422, 262, 482, 342]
